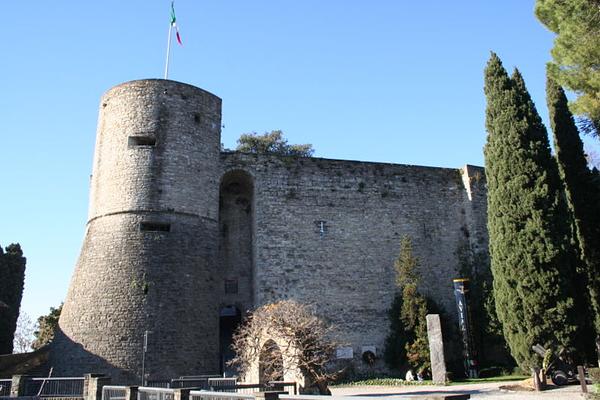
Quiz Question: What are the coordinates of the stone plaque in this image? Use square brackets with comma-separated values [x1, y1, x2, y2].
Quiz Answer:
[336, 346, 354, 359]
[426, 314, 447, 384]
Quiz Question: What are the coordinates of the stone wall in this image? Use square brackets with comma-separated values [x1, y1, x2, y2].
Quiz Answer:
[221, 153, 488, 371]
[54, 80, 223, 383]
[53, 79, 489, 382]
[460, 164, 490, 279]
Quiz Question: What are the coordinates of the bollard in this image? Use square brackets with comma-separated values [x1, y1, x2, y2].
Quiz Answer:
[254, 391, 286, 400]
[577, 366, 587, 393]
[125, 386, 139, 400]
[83, 374, 111, 400]
[540, 369, 547, 389]
[531, 368, 542, 392]
[174, 388, 191, 400]
[9, 375, 29, 397]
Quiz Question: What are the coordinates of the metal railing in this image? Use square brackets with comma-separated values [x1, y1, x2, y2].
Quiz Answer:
[189, 390, 253, 400]
[97, 379, 296, 400]
[168, 379, 208, 390]
[173, 375, 221, 390]
[207, 378, 236, 393]
[217, 382, 296, 395]
[138, 387, 174, 400]
[146, 375, 223, 390]
[266, 382, 297, 395]
[145, 381, 171, 389]
[225, 384, 260, 395]
[24, 377, 85, 398]
[102, 386, 128, 400]
[0, 379, 12, 397]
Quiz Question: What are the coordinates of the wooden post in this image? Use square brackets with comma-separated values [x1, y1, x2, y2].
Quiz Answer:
[578, 365, 587, 393]
[532, 368, 542, 391]
[125, 386, 138, 400]
[540, 368, 547, 389]
[596, 336, 600, 369]
[174, 388, 191, 400]
[254, 392, 284, 400]
[83, 374, 111, 400]
[9, 375, 29, 397]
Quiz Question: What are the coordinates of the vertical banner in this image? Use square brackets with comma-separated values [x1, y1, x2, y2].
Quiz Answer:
[453, 278, 478, 378]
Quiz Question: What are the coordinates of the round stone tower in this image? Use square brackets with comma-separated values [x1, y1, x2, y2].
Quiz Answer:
[52, 80, 222, 383]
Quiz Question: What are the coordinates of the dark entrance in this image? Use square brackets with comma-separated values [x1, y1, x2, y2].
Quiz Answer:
[219, 305, 242, 376]
[259, 339, 284, 384]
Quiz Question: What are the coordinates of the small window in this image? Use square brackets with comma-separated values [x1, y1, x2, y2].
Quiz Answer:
[224, 279, 238, 294]
[128, 136, 156, 147]
[315, 220, 328, 237]
[140, 222, 170, 232]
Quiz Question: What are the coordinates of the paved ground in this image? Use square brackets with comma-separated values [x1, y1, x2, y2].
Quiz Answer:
[331, 382, 590, 399]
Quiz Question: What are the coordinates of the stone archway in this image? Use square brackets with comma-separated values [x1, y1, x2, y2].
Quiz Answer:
[259, 339, 284, 384]
[239, 331, 306, 388]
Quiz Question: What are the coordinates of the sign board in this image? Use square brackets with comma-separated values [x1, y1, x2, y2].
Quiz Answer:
[453, 278, 478, 378]
[336, 346, 354, 359]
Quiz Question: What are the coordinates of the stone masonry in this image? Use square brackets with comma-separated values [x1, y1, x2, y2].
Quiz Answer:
[52, 79, 489, 383]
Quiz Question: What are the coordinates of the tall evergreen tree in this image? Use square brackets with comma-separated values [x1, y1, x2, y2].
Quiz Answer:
[0, 243, 27, 354]
[547, 75, 600, 363]
[484, 53, 581, 369]
[535, 0, 600, 136]
[384, 293, 408, 370]
[384, 236, 431, 374]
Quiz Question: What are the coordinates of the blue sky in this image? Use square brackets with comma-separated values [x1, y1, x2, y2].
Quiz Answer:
[1, 1, 598, 322]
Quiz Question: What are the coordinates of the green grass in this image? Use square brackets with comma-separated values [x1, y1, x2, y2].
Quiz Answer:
[332, 375, 528, 388]
[586, 384, 600, 399]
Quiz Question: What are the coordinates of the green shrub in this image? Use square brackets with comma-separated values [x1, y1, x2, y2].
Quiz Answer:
[589, 368, 600, 384]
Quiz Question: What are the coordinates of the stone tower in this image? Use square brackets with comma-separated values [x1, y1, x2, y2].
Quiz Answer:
[52, 80, 222, 383]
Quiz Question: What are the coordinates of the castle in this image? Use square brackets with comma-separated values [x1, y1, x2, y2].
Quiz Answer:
[51, 79, 489, 383]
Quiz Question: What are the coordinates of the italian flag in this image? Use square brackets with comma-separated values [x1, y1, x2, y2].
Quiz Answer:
[171, 1, 183, 45]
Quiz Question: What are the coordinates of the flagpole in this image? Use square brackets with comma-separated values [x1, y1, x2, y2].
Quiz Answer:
[164, 22, 173, 79]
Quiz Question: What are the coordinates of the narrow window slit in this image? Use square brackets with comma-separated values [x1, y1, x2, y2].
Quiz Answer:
[128, 136, 156, 147]
[140, 222, 171, 232]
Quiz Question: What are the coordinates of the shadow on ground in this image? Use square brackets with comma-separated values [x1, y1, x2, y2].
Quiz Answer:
[348, 389, 481, 396]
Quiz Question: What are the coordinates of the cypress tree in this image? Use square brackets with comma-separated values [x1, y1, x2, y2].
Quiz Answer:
[535, 0, 600, 136]
[0, 244, 27, 354]
[547, 75, 600, 363]
[384, 236, 431, 374]
[384, 293, 408, 370]
[484, 53, 580, 369]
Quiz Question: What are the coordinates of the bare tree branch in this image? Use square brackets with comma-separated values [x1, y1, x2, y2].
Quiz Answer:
[229, 300, 343, 394]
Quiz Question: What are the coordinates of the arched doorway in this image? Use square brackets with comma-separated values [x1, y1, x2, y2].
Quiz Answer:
[259, 339, 284, 384]
[219, 305, 242, 376]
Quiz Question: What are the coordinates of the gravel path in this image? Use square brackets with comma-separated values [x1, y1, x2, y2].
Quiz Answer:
[330, 382, 588, 399]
